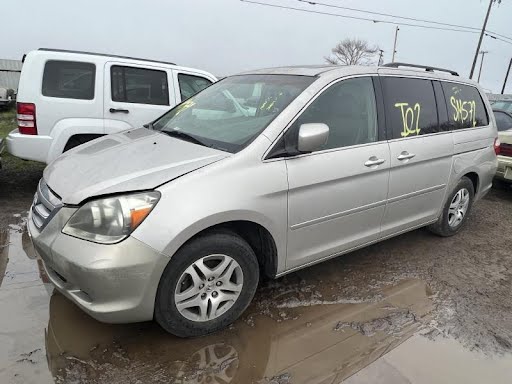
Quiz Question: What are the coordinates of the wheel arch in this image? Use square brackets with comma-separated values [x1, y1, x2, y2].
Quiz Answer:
[463, 171, 479, 195]
[165, 219, 280, 279]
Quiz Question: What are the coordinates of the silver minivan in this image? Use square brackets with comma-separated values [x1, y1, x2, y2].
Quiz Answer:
[29, 63, 499, 337]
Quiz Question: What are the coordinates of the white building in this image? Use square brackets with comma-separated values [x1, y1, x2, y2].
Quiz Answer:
[0, 59, 22, 90]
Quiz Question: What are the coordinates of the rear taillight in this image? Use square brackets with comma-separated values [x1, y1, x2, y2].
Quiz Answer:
[494, 137, 501, 156]
[17, 102, 37, 135]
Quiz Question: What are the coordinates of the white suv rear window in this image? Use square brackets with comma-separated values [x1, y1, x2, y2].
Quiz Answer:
[42, 60, 95, 100]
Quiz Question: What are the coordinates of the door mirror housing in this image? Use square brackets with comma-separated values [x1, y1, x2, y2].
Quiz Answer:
[297, 123, 329, 153]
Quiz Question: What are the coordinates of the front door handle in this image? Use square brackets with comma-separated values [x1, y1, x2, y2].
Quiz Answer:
[364, 156, 386, 167]
[397, 151, 416, 161]
[109, 108, 129, 114]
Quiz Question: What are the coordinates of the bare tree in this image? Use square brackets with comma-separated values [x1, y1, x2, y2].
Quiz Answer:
[325, 38, 380, 66]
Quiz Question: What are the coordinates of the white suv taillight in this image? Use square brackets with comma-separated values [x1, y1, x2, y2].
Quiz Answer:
[17, 102, 37, 135]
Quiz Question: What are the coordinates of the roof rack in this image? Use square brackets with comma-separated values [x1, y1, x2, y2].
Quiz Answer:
[38, 48, 176, 66]
[382, 62, 459, 76]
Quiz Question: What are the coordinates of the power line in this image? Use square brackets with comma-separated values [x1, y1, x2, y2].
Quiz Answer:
[296, 0, 480, 31]
[485, 33, 512, 45]
[240, 0, 512, 44]
[295, 0, 512, 42]
[240, 0, 482, 34]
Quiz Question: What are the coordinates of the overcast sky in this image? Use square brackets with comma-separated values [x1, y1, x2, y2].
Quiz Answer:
[3, 0, 511, 93]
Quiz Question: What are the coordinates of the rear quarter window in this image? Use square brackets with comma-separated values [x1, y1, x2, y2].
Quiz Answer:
[441, 82, 489, 129]
[381, 77, 440, 139]
[42, 60, 95, 100]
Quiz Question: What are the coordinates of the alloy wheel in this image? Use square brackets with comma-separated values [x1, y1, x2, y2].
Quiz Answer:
[448, 188, 470, 228]
[174, 254, 244, 322]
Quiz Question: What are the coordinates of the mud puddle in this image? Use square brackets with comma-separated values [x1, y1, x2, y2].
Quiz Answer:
[45, 278, 431, 384]
[0, 226, 54, 384]
[345, 334, 512, 384]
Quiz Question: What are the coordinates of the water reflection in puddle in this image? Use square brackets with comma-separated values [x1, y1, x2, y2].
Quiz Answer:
[1, 224, 433, 384]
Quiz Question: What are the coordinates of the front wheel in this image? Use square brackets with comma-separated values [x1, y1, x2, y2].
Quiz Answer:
[428, 176, 474, 237]
[155, 230, 259, 337]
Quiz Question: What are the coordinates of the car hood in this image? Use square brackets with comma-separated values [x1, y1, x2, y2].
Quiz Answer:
[44, 128, 230, 204]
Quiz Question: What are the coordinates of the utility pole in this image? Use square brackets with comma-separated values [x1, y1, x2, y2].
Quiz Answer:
[477, 50, 488, 83]
[378, 49, 384, 66]
[392, 26, 399, 62]
[502, 58, 512, 94]
[469, 0, 493, 79]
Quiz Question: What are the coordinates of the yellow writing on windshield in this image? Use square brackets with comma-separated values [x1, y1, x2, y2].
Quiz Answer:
[395, 102, 421, 137]
[450, 97, 476, 127]
[260, 91, 284, 111]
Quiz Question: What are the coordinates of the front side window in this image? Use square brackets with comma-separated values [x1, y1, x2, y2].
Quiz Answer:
[42, 60, 95, 100]
[178, 73, 212, 101]
[152, 75, 315, 153]
[441, 82, 489, 129]
[111, 66, 169, 105]
[494, 111, 512, 132]
[381, 77, 439, 139]
[289, 77, 378, 151]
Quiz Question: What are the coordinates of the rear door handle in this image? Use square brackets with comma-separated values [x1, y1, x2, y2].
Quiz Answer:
[109, 108, 129, 114]
[364, 156, 386, 167]
[397, 151, 416, 161]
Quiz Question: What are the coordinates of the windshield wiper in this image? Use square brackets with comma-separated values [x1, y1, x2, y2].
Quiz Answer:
[161, 130, 209, 147]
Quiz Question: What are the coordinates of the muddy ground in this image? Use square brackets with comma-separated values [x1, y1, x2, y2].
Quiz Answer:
[1, 155, 512, 383]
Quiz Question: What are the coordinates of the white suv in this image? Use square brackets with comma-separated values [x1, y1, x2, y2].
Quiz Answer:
[6, 48, 217, 164]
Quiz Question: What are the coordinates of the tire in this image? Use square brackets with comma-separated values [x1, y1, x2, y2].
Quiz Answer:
[155, 230, 260, 337]
[428, 176, 474, 237]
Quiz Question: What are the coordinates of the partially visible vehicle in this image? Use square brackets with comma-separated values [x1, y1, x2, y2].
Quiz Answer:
[493, 109, 512, 183]
[6, 49, 217, 164]
[0, 87, 15, 110]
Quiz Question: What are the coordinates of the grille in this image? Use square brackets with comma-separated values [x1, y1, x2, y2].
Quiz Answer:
[31, 179, 62, 231]
[500, 143, 512, 157]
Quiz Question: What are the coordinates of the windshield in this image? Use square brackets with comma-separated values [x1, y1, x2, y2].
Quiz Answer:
[152, 75, 315, 153]
[493, 101, 512, 113]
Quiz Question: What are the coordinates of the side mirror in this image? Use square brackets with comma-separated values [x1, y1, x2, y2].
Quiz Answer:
[297, 123, 329, 153]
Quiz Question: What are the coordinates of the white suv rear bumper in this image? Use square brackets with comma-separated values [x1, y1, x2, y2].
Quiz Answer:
[6, 129, 52, 163]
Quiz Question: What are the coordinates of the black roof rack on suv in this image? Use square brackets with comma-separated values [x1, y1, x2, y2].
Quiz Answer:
[38, 48, 176, 66]
[382, 62, 459, 76]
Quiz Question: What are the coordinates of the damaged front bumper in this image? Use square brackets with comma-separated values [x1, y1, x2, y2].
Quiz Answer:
[28, 206, 169, 323]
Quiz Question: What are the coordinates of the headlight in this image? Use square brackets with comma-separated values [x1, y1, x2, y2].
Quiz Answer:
[62, 192, 160, 244]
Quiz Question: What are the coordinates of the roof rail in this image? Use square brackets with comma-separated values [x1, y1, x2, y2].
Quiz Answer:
[38, 48, 176, 66]
[382, 62, 459, 76]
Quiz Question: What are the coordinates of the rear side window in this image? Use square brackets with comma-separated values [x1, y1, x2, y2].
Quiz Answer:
[178, 74, 212, 101]
[42, 60, 95, 100]
[381, 77, 440, 139]
[494, 111, 512, 132]
[111, 66, 169, 105]
[441, 82, 489, 129]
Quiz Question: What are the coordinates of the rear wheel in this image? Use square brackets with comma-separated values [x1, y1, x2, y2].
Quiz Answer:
[428, 176, 474, 237]
[155, 230, 259, 337]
